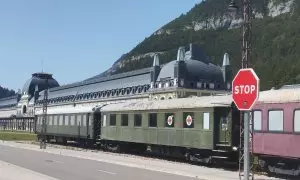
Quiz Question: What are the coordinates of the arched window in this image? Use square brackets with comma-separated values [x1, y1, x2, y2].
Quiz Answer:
[126, 88, 131, 94]
[23, 105, 27, 114]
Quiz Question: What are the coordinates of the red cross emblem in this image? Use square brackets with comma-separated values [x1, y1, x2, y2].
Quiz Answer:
[186, 115, 192, 126]
[167, 115, 173, 126]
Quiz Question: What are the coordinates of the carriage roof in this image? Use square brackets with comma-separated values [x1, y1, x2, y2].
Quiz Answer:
[257, 88, 300, 104]
[35, 104, 104, 115]
[100, 95, 232, 112]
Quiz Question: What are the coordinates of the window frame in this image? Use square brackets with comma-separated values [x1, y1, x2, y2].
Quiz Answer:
[121, 114, 129, 126]
[70, 114, 76, 126]
[165, 113, 175, 128]
[183, 112, 195, 128]
[109, 114, 116, 126]
[48, 115, 53, 125]
[134, 114, 142, 127]
[293, 109, 300, 133]
[148, 113, 157, 128]
[252, 109, 262, 131]
[59, 115, 63, 126]
[267, 109, 284, 132]
[203, 112, 210, 130]
[77, 114, 82, 126]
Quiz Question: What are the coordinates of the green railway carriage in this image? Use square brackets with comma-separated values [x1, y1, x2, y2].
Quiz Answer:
[35, 106, 102, 144]
[100, 95, 240, 162]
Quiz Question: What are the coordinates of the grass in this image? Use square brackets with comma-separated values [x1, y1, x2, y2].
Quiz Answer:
[0, 131, 36, 141]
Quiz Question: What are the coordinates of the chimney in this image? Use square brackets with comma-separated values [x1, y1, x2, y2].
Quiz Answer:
[174, 46, 187, 87]
[150, 54, 161, 86]
[177, 46, 185, 61]
[221, 53, 232, 90]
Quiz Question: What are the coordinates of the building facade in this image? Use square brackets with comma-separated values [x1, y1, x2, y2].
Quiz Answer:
[0, 43, 232, 119]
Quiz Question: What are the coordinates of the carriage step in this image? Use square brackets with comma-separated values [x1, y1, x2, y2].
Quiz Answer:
[216, 143, 231, 147]
[212, 149, 228, 153]
[211, 156, 228, 159]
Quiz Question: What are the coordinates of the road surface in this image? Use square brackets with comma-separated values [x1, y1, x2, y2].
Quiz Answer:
[0, 144, 199, 180]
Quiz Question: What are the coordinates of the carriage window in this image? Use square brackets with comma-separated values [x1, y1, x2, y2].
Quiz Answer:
[134, 114, 142, 127]
[89, 114, 93, 126]
[165, 113, 175, 128]
[70, 115, 75, 126]
[54, 115, 58, 125]
[59, 115, 63, 125]
[82, 115, 87, 126]
[77, 114, 82, 126]
[294, 110, 300, 132]
[102, 115, 106, 127]
[110, 114, 116, 126]
[48, 116, 53, 125]
[121, 114, 128, 126]
[268, 110, 283, 131]
[253, 110, 262, 131]
[149, 113, 157, 127]
[203, 112, 210, 130]
[183, 112, 194, 128]
[65, 115, 69, 125]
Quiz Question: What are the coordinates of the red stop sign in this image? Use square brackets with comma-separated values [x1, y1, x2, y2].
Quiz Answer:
[232, 68, 260, 111]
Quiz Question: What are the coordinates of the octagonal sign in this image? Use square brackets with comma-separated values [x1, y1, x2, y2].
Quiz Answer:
[232, 68, 260, 111]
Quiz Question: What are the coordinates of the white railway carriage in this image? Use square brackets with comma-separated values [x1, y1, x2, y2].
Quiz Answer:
[35, 105, 103, 144]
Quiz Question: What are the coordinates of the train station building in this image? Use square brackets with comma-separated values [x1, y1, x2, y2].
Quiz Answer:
[0, 43, 232, 120]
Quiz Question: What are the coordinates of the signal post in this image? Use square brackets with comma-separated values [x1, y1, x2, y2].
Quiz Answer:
[232, 68, 259, 180]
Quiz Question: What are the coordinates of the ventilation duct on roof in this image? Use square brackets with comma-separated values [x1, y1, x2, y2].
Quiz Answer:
[177, 46, 185, 61]
[222, 53, 230, 66]
[153, 54, 160, 66]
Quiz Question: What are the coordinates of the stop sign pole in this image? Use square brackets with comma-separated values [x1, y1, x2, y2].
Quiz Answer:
[232, 68, 259, 180]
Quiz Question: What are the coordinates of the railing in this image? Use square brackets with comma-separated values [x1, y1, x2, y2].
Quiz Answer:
[0, 117, 36, 133]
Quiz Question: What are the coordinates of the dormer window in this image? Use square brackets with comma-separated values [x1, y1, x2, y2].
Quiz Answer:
[180, 79, 184, 87]
[189, 82, 194, 88]
[197, 82, 202, 88]
[138, 87, 142, 93]
[126, 88, 131, 94]
[165, 82, 169, 88]
[158, 83, 162, 88]
[174, 79, 178, 87]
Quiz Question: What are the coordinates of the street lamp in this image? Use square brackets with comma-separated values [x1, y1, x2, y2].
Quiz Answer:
[228, 1, 253, 180]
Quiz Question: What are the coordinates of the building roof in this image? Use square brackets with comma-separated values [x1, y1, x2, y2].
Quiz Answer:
[157, 59, 223, 83]
[0, 109, 16, 118]
[37, 67, 152, 102]
[22, 72, 59, 97]
[0, 95, 20, 109]
[101, 94, 232, 112]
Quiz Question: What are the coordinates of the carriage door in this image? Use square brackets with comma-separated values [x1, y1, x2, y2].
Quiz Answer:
[93, 112, 102, 140]
[215, 108, 230, 145]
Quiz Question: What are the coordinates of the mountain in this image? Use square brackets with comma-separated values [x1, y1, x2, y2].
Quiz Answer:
[0, 86, 15, 99]
[98, 0, 300, 90]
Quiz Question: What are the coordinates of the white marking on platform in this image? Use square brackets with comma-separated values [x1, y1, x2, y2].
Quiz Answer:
[97, 169, 116, 175]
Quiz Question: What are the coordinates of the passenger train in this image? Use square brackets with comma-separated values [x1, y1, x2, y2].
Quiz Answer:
[35, 86, 300, 177]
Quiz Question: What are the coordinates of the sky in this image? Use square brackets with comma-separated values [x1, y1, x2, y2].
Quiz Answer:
[0, 0, 199, 91]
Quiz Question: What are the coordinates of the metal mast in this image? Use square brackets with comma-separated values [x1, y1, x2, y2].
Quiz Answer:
[229, 0, 253, 180]
[40, 78, 48, 149]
